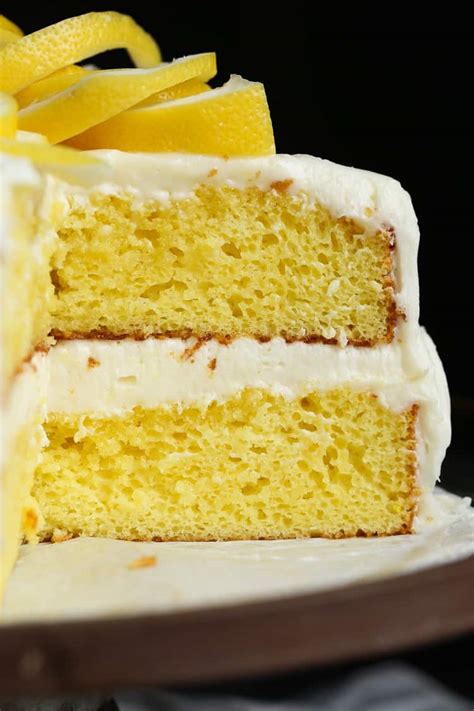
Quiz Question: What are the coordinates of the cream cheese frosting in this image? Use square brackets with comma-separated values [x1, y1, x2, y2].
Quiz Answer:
[48, 331, 436, 412]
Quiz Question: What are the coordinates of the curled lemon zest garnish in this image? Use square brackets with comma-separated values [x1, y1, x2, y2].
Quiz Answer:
[136, 78, 211, 108]
[66, 76, 276, 156]
[15, 65, 90, 108]
[0, 12, 161, 94]
[18, 53, 217, 144]
[0, 15, 23, 36]
[0, 13, 275, 157]
[0, 28, 21, 46]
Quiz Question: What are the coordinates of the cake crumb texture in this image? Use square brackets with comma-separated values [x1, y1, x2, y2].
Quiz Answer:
[51, 185, 396, 346]
[33, 388, 418, 541]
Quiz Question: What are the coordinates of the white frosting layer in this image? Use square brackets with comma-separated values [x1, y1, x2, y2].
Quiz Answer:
[48, 334, 428, 412]
[47, 330, 450, 492]
[80, 151, 420, 335]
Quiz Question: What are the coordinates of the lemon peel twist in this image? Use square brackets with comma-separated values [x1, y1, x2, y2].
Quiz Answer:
[67, 76, 276, 156]
[0, 12, 275, 157]
[18, 53, 217, 144]
[0, 28, 20, 46]
[0, 15, 23, 36]
[136, 78, 211, 108]
[15, 66, 90, 108]
[0, 12, 161, 94]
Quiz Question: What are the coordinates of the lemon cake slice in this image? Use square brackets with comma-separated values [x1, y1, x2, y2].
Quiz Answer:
[0, 12, 450, 599]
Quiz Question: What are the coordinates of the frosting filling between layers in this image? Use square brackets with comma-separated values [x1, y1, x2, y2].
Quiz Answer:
[48, 333, 435, 412]
[46, 331, 450, 492]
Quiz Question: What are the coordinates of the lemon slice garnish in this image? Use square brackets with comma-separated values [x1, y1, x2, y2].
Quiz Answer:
[18, 72, 208, 111]
[0, 15, 23, 36]
[0, 92, 17, 137]
[0, 28, 21, 46]
[18, 53, 217, 144]
[66, 75, 275, 156]
[136, 78, 210, 108]
[0, 13, 275, 157]
[0, 12, 161, 95]
[15, 65, 90, 108]
[0, 16, 22, 46]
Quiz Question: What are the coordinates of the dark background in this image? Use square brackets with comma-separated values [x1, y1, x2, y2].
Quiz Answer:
[3, 3, 472, 397]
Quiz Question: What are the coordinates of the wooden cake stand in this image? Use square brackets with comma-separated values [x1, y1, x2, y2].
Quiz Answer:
[0, 554, 472, 697]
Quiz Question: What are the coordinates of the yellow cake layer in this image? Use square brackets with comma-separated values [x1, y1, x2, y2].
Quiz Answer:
[1, 415, 44, 598]
[33, 388, 418, 541]
[2, 186, 54, 385]
[51, 186, 396, 345]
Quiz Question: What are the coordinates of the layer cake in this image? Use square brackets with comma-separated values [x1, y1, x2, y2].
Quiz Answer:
[0, 13, 450, 600]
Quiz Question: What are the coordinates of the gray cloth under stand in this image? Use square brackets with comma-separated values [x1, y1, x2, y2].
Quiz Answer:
[2, 661, 470, 711]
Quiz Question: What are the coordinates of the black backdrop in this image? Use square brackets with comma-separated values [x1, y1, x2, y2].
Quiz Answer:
[3, 3, 472, 398]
